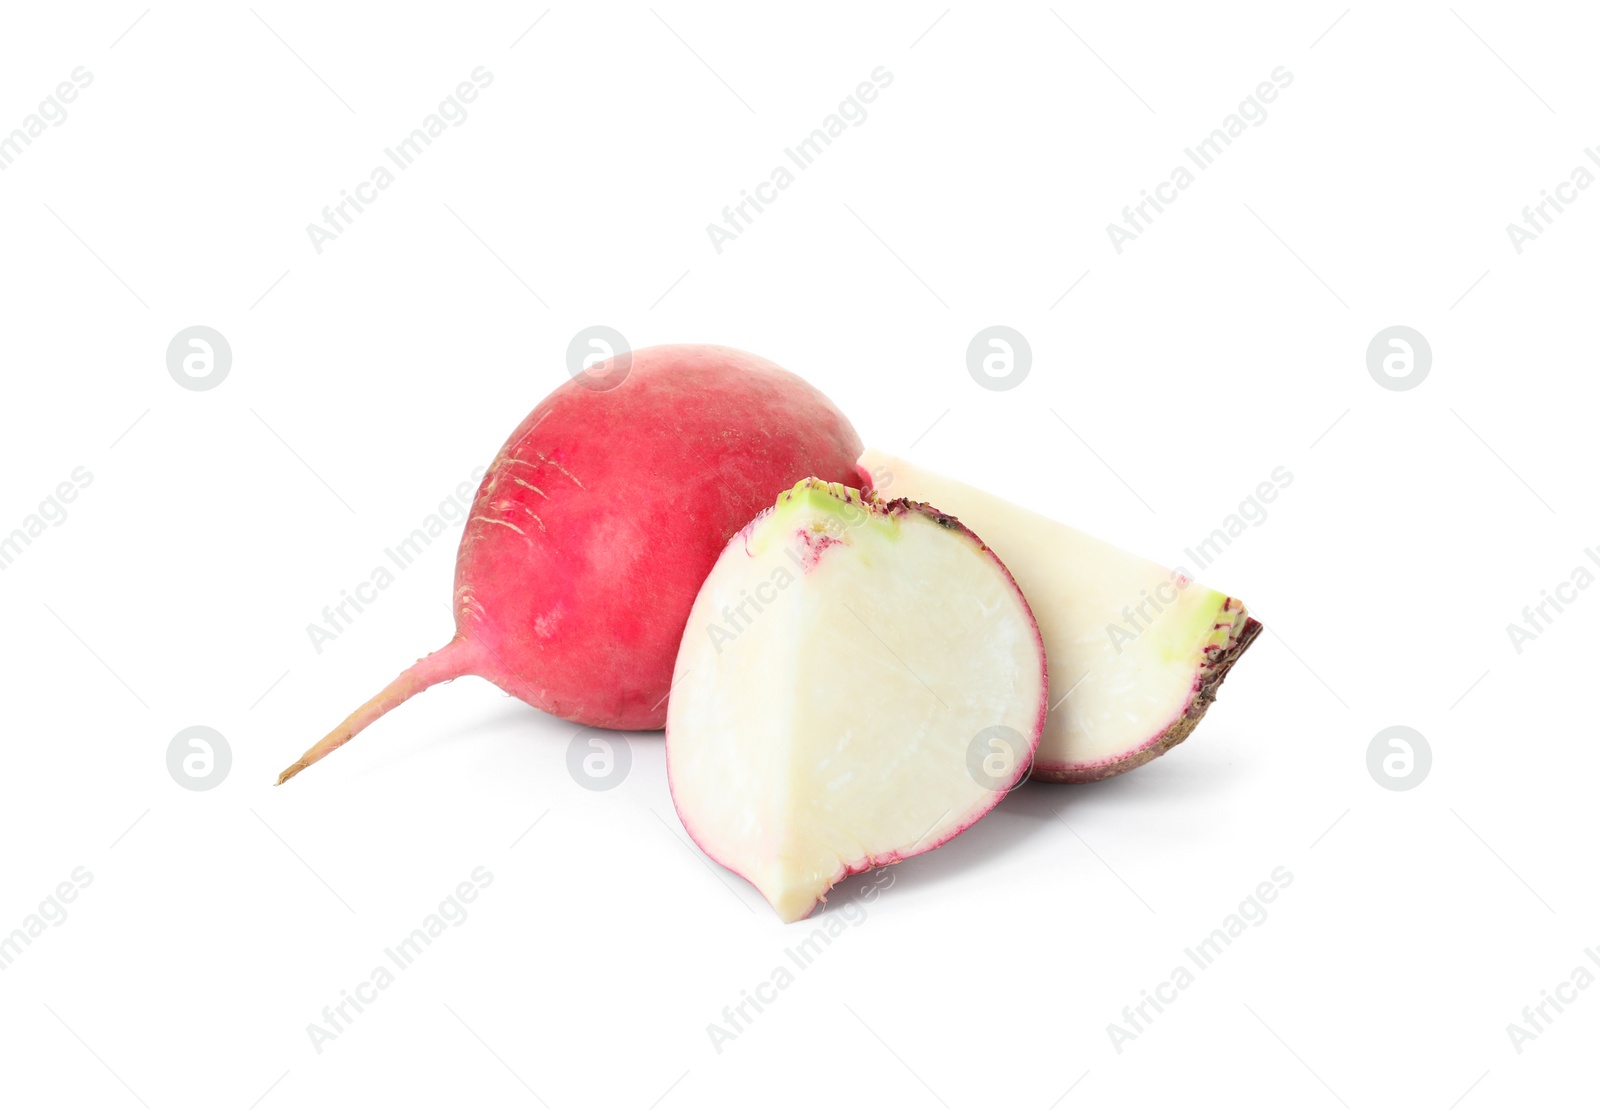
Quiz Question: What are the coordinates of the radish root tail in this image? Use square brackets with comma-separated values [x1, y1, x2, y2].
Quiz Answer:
[276, 639, 483, 785]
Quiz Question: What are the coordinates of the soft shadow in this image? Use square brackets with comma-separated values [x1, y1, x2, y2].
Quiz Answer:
[834, 781, 1059, 903]
[821, 742, 1254, 907]
[457, 700, 668, 749]
[1027, 745, 1248, 809]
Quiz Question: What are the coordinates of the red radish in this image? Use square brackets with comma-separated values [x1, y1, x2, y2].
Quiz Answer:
[277, 345, 863, 784]
[859, 451, 1260, 782]
[666, 479, 1047, 922]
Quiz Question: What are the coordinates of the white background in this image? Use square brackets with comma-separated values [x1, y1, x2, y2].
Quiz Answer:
[0, 2, 1593, 1114]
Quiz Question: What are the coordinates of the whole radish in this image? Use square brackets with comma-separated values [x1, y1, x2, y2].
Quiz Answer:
[277, 344, 863, 784]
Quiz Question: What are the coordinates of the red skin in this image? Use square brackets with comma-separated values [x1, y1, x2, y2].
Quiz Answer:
[278, 345, 863, 783]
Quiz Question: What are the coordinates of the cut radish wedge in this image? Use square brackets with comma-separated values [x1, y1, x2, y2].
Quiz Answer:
[666, 479, 1047, 922]
[859, 451, 1261, 783]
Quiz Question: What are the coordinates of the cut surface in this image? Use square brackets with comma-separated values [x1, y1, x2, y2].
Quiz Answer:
[858, 451, 1260, 783]
[666, 480, 1047, 922]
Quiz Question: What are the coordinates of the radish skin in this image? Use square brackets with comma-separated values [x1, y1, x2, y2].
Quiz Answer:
[277, 345, 863, 785]
[276, 639, 484, 784]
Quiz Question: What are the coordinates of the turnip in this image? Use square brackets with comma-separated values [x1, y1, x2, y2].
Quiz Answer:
[666, 479, 1047, 921]
[277, 345, 864, 784]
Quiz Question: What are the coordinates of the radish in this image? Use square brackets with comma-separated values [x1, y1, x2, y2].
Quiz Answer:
[666, 479, 1047, 921]
[859, 451, 1261, 782]
[277, 345, 863, 784]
